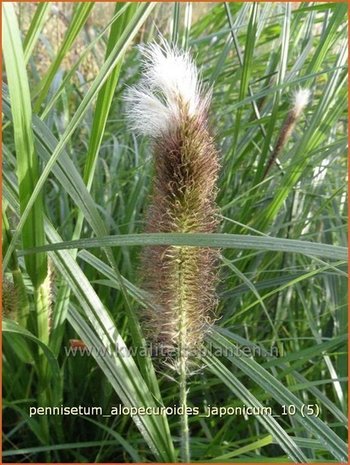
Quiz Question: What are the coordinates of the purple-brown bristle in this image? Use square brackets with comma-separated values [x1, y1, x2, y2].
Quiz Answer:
[140, 111, 220, 358]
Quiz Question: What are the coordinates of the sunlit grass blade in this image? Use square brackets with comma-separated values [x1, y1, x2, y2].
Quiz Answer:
[23, 3, 50, 64]
[2, 3, 47, 288]
[33, 3, 94, 111]
[19, 232, 348, 261]
[81, 3, 138, 192]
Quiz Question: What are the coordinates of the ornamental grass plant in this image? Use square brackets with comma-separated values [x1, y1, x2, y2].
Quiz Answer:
[2, 2, 348, 463]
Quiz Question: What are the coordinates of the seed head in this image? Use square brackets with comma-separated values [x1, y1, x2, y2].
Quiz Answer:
[126, 41, 220, 368]
[263, 88, 311, 178]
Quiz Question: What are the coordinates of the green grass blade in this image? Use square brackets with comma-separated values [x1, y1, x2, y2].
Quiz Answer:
[82, 3, 138, 192]
[23, 3, 50, 64]
[2, 3, 47, 287]
[204, 352, 308, 462]
[19, 232, 348, 261]
[33, 3, 94, 111]
[210, 435, 273, 461]
[2, 319, 61, 393]
[232, 3, 258, 152]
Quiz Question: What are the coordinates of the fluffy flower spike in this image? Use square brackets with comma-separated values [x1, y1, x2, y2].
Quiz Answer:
[263, 88, 311, 178]
[126, 41, 220, 369]
[125, 40, 211, 137]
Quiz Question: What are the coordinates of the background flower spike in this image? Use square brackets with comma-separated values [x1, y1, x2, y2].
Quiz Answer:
[263, 88, 311, 179]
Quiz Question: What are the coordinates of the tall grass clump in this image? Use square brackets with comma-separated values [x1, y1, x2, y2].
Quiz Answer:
[2, 2, 348, 463]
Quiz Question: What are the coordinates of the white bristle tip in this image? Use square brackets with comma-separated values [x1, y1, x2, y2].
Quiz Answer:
[125, 40, 209, 137]
[293, 88, 311, 113]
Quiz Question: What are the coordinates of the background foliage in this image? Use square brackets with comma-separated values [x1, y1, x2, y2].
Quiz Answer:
[2, 2, 348, 463]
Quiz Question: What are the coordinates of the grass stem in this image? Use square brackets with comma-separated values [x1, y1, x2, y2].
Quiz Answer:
[180, 358, 190, 463]
[178, 248, 190, 463]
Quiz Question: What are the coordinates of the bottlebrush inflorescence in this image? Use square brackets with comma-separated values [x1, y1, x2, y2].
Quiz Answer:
[263, 88, 311, 178]
[126, 40, 220, 368]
